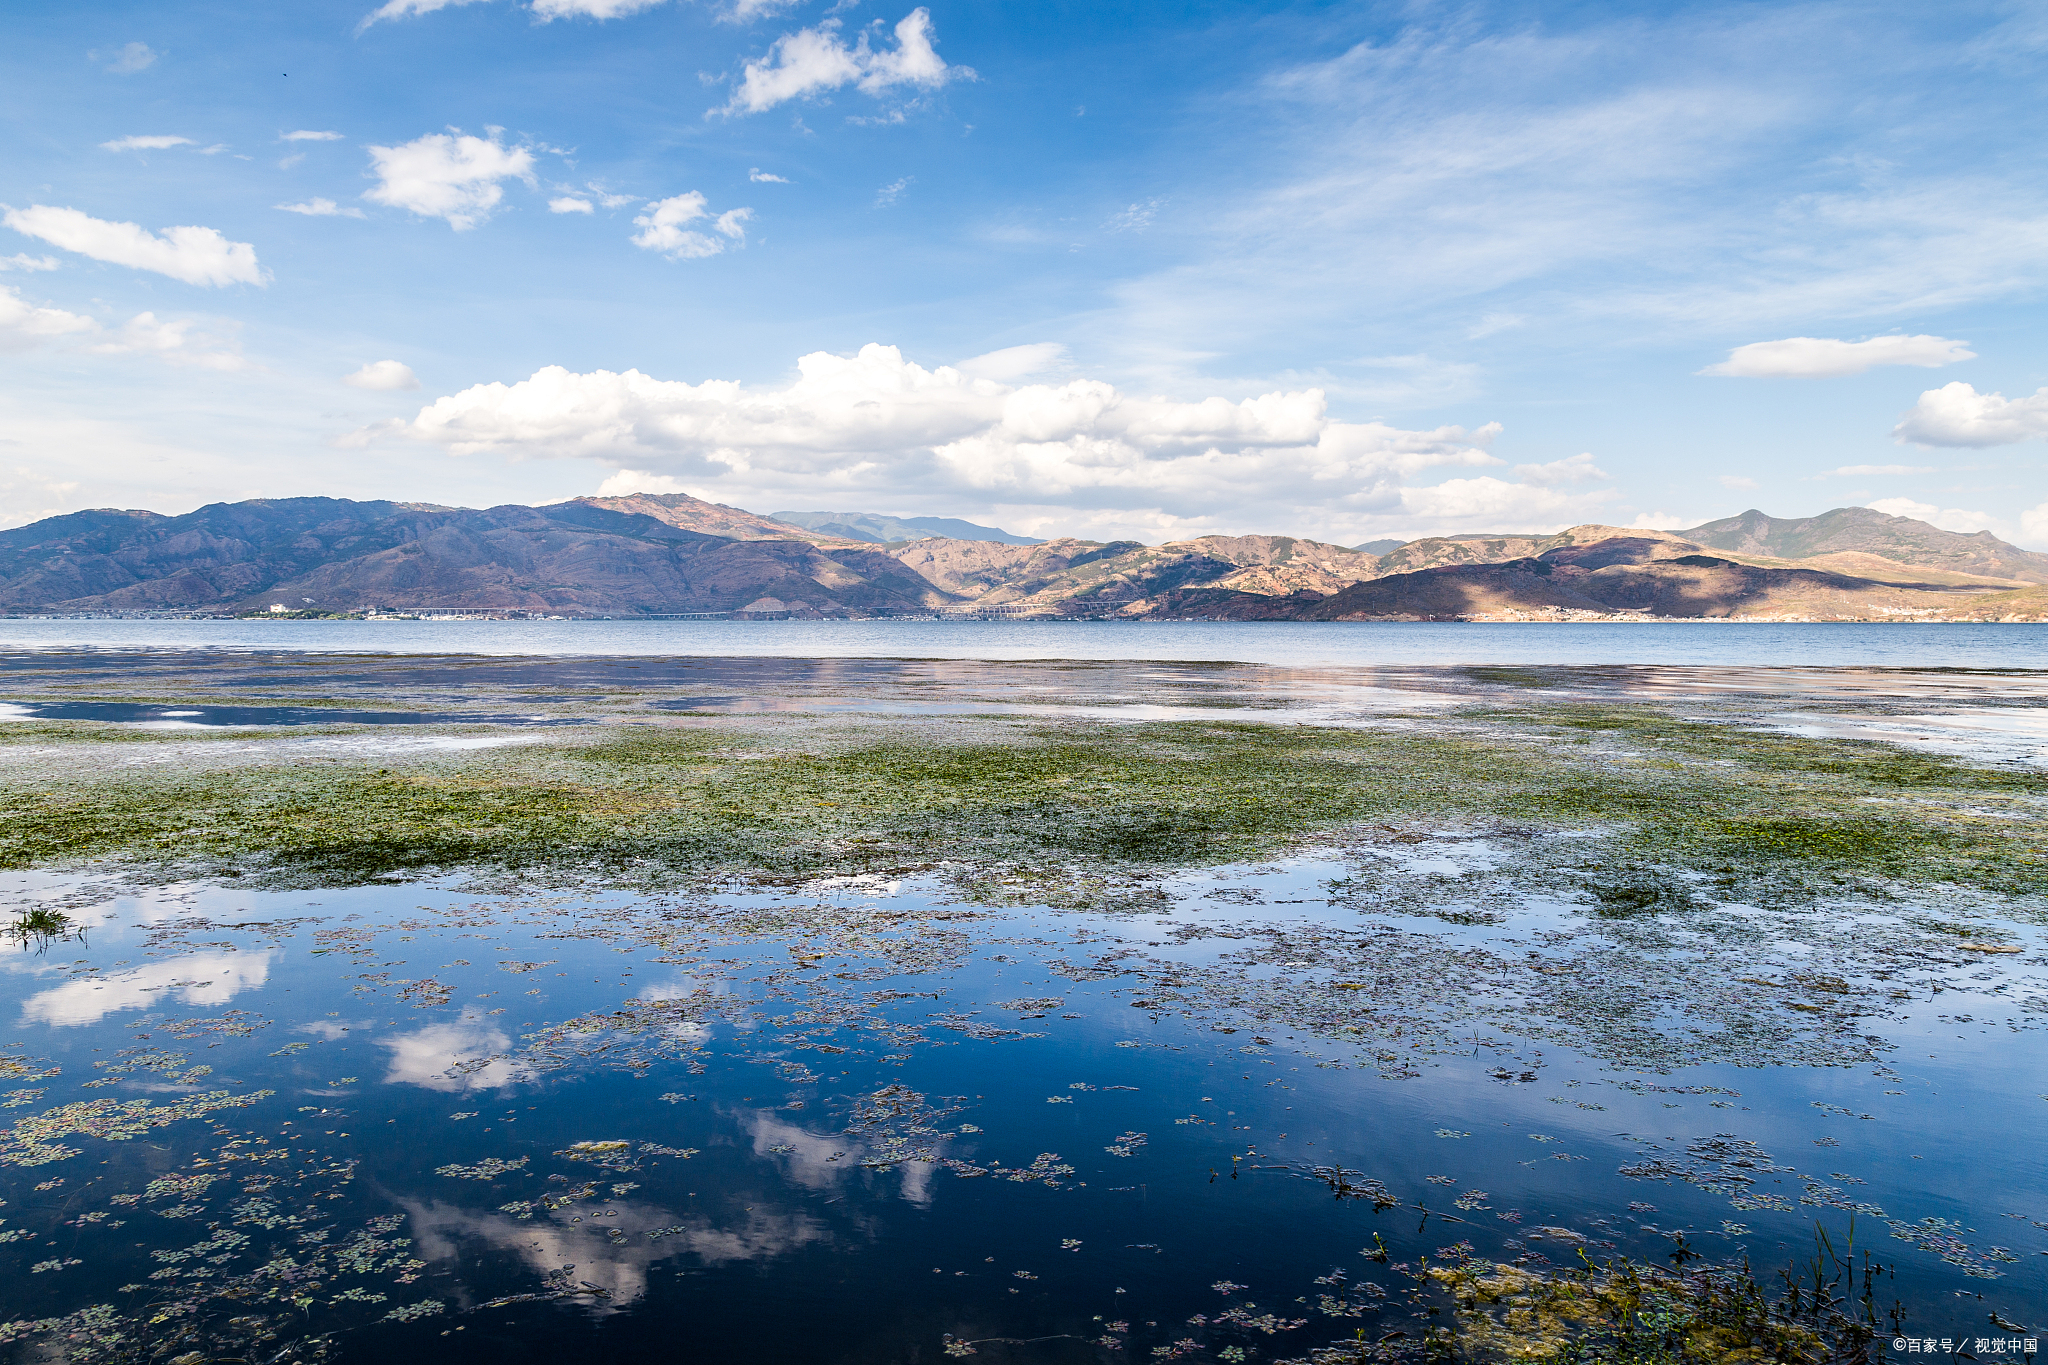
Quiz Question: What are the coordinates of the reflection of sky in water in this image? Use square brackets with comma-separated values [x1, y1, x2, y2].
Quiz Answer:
[1765, 708, 2048, 766]
[19, 949, 273, 1025]
[380, 1015, 533, 1091]
[0, 858, 2043, 1357]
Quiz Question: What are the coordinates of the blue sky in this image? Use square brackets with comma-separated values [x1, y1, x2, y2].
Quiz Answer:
[5, 0, 2048, 546]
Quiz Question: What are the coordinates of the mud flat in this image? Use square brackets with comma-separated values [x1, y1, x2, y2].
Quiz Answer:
[0, 653, 2042, 1363]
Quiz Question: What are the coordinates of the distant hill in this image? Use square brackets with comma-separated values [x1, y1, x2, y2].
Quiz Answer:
[0, 494, 949, 617]
[2, 496, 2042, 621]
[770, 510, 1043, 546]
[1678, 507, 2048, 584]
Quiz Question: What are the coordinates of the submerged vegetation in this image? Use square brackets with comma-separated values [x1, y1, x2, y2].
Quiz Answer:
[0, 699, 2040, 901]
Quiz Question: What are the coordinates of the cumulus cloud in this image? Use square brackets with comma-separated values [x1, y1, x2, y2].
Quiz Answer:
[2022, 502, 2048, 548]
[1699, 334, 1975, 378]
[630, 194, 750, 259]
[343, 359, 421, 390]
[276, 198, 366, 218]
[283, 129, 346, 141]
[1893, 381, 2048, 448]
[749, 168, 791, 183]
[1865, 497, 2005, 535]
[874, 176, 912, 207]
[94, 42, 158, 74]
[1, 205, 265, 286]
[345, 341, 1574, 540]
[364, 131, 536, 229]
[99, 134, 193, 153]
[548, 195, 594, 214]
[0, 287, 98, 350]
[719, 9, 967, 117]
[0, 254, 59, 273]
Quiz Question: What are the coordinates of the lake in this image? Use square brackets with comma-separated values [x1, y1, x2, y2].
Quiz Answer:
[6, 617, 2048, 669]
[0, 645, 2042, 1363]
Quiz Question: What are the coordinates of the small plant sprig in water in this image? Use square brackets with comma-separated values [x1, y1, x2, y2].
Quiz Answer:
[8, 906, 79, 952]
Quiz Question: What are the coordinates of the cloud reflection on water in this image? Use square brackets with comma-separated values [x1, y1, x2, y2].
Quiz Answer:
[402, 1197, 828, 1309]
[19, 950, 273, 1025]
[379, 1015, 533, 1091]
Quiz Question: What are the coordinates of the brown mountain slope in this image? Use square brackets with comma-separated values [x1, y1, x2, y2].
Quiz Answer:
[0, 497, 953, 616]
[1303, 551, 2032, 621]
[1678, 507, 2048, 584]
[890, 533, 1386, 616]
[1143, 537, 2048, 622]
[571, 493, 858, 545]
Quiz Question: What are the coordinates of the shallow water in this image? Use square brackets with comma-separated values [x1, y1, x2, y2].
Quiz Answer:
[1, 856, 2042, 1362]
[7, 618, 2048, 669]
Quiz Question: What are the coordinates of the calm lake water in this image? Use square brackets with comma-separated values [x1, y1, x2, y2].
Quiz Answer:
[5, 618, 2048, 669]
[1, 851, 2041, 1361]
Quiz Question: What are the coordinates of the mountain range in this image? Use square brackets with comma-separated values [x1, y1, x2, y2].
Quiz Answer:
[3, 494, 2045, 622]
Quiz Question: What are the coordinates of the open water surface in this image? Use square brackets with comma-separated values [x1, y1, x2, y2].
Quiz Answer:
[6, 619, 2048, 670]
[0, 853, 2043, 1362]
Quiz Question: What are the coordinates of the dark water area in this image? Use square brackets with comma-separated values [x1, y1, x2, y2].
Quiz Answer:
[3, 855, 2043, 1362]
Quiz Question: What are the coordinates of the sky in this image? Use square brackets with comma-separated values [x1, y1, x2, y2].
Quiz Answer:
[5, 0, 2048, 548]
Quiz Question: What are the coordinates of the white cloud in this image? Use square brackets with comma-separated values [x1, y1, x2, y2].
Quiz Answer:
[532, 0, 669, 18]
[718, 9, 968, 117]
[0, 254, 59, 273]
[548, 195, 594, 214]
[363, 131, 536, 230]
[630, 194, 750, 259]
[21, 952, 272, 1026]
[343, 359, 420, 390]
[276, 198, 367, 218]
[88, 312, 246, 370]
[1, 205, 265, 287]
[1893, 382, 2048, 448]
[95, 42, 158, 74]
[1822, 463, 1934, 476]
[593, 189, 635, 208]
[0, 286, 97, 351]
[1512, 452, 1608, 486]
[350, 341, 1550, 540]
[1718, 475, 1759, 490]
[2021, 502, 2048, 549]
[727, 0, 799, 19]
[955, 342, 1066, 382]
[1865, 497, 2004, 535]
[1085, 10, 2048, 391]
[356, 0, 487, 31]
[1699, 334, 1975, 378]
[749, 168, 791, 183]
[282, 129, 346, 141]
[99, 134, 193, 153]
[874, 176, 913, 207]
